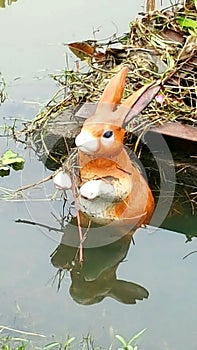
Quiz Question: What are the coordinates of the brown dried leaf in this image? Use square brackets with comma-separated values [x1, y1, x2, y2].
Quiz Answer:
[68, 42, 95, 60]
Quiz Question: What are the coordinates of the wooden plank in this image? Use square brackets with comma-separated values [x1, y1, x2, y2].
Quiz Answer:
[151, 122, 197, 142]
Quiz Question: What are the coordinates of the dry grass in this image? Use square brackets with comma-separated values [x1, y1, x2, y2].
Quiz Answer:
[21, 0, 197, 142]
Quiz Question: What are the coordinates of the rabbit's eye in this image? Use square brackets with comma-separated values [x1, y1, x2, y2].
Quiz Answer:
[103, 130, 113, 138]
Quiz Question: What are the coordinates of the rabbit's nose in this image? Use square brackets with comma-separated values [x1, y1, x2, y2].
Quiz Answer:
[75, 131, 98, 153]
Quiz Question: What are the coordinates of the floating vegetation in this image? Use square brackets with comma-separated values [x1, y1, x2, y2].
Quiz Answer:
[16, 0, 196, 174]
[0, 328, 145, 350]
[22, 0, 197, 140]
[0, 149, 25, 177]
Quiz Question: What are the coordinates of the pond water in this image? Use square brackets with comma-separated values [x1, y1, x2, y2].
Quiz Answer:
[0, 1, 197, 350]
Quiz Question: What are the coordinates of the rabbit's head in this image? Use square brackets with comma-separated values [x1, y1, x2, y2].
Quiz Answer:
[75, 67, 160, 157]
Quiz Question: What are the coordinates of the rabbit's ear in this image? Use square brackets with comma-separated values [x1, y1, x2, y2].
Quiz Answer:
[116, 80, 161, 126]
[75, 67, 128, 119]
[75, 102, 98, 119]
[95, 66, 128, 113]
[109, 280, 149, 304]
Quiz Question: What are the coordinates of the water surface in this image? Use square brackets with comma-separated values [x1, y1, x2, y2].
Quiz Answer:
[0, 1, 196, 350]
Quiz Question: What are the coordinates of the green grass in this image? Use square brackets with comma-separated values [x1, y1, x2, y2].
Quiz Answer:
[0, 329, 146, 350]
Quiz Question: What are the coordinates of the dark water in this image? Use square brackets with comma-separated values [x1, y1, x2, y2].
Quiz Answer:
[0, 1, 197, 349]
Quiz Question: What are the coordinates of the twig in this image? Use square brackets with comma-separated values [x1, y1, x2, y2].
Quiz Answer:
[15, 171, 59, 193]
[71, 167, 86, 262]
[72, 182, 84, 262]
[0, 325, 46, 338]
[183, 251, 197, 260]
[15, 218, 63, 233]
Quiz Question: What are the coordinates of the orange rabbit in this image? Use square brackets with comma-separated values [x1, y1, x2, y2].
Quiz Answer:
[75, 67, 160, 229]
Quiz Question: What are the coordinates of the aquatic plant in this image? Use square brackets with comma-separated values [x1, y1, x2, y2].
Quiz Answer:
[0, 149, 25, 177]
[0, 329, 146, 350]
[116, 328, 146, 350]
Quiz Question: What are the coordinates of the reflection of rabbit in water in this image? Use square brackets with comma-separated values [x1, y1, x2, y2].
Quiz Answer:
[54, 66, 160, 230]
[51, 230, 149, 305]
[52, 69, 160, 304]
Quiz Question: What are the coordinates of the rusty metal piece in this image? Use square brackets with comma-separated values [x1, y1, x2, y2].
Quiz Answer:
[151, 122, 197, 142]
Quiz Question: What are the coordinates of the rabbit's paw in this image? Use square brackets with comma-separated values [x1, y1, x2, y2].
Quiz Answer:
[80, 180, 102, 199]
[80, 179, 115, 200]
[53, 170, 72, 190]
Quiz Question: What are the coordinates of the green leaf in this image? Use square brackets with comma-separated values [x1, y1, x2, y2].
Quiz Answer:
[128, 329, 146, 345]
[64, 336, 75, 348]
[10, 161, 24, 171]
[188, 28, 197, 35]
[2, 157, 24, 165]
[1, 149, 18, 160]
[0, 149, 25, 172]
[176, 16, 197, 30]
[120, 34, 129, 44]
[0, 165, 10, 177]
[126, 345, 134, 350]
[43, 342, 61, 349]
[1, 345, 9, 350]
[150, 34, 167, 49]
[1, 150, 25, 166]
[166, 51, 175, 70]
[116, 335, 127, 347]
[16, 345, 27, 350]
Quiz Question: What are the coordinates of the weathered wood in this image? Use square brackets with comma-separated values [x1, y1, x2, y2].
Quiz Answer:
[151, 122, 197, 142]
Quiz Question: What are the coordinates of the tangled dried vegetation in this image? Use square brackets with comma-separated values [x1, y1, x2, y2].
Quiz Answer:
[16, 1, 197, 197]
[23, 0, 197, 141]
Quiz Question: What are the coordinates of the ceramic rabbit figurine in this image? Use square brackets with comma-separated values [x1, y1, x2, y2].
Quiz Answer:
[54, 67, 160, 230]
[74, 67, 160, 228]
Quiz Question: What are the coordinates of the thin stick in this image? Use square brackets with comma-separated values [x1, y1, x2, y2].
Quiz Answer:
[71, 171, 84, 262]
[183, 251, 197, 260]
[76, 207, 84, 262]
[0, 325, 46, 338]
[15, 170, 59, 193]
[15, 219, 63, 233]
